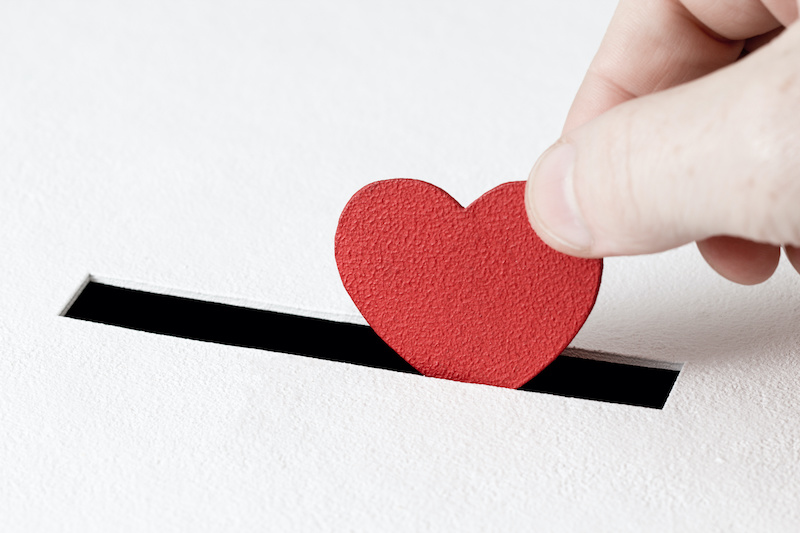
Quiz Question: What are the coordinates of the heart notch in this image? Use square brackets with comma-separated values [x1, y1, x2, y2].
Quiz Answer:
[335, 180, 602, 389]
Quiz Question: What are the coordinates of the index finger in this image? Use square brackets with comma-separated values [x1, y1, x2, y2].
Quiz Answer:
[563, 0, 795, 133]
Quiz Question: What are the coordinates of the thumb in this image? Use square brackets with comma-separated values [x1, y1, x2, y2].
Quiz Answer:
[525, 25, 800, 258]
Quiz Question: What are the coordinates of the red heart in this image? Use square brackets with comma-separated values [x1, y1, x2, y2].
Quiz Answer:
[335, 180, 602, 388]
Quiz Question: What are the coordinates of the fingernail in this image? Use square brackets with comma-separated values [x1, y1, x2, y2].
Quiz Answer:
[526, 142, 592, 251]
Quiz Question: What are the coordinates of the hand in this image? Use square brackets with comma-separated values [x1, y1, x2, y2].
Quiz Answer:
[525, 0, 800, 284]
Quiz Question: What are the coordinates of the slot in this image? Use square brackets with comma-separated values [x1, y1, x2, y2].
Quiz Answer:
[64, 280, 680, 409]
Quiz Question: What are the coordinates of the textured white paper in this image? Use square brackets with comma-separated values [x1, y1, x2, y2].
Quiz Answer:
[2, 1, 800, 531]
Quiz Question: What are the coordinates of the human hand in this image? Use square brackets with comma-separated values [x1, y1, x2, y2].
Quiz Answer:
[525, 0, 800, 284]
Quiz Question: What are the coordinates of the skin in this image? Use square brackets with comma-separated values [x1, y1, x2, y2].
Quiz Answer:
[525, 0, 800, 284]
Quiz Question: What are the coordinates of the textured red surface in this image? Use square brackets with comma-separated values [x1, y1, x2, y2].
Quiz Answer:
[335, 180, 603, 389]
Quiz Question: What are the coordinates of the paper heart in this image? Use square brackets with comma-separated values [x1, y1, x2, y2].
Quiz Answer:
[335, 180, 602, 388]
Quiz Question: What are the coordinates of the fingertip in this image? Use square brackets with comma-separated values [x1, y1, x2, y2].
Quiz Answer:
[697, 236, 781, 285]
[525, 142, 598, 257]
[785, 246, 800, 275]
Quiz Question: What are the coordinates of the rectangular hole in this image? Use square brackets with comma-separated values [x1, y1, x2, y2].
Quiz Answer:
[64, 279, 681, 409]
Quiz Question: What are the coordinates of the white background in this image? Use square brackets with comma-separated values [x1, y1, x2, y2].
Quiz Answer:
[2, 1, 800, 531]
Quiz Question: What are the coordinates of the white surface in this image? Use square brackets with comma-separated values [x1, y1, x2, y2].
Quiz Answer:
[2, 1, 800, 531]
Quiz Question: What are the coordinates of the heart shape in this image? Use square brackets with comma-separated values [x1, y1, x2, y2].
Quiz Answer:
[335, 180, 602, 388]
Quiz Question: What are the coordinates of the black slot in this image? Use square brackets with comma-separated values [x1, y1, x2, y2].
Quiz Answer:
[65, 281, 679, 409]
